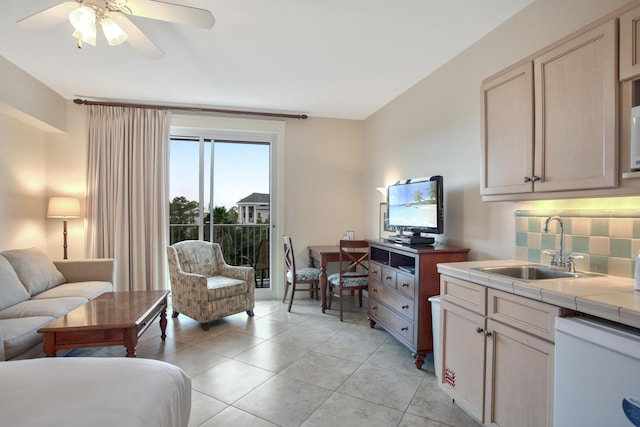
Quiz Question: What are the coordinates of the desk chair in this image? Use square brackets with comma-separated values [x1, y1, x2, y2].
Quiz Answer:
[327, 239, 369, 321]
[283, 236, 321, 312]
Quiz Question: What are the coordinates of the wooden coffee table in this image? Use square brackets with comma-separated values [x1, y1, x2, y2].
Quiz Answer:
[38, 290, 169, 357]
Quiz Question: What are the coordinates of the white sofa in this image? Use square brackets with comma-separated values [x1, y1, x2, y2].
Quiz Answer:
[0, 247, 116, 361]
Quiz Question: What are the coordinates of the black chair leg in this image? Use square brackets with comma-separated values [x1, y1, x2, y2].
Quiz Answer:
[171, 310, 179, 318]
[247, 309, 255, 317]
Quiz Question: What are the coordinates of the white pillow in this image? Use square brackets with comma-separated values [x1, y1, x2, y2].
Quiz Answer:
[1, 248, 66, 296]
[0, 255, 30, 310]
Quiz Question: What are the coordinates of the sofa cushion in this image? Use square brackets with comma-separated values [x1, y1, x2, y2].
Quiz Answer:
[1, 248, 65, 296]
[206, 276, 247, 300]
[0, 297, 87, 320]
[0, 255, 30, 311]
[32, 281, 113, 301]
[0, 316, 54, 360]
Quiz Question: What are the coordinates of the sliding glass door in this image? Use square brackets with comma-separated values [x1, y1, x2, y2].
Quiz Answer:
[169, 131, 274, 296]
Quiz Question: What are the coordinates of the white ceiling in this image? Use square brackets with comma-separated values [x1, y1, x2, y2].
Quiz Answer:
[1, 0, 533, 120]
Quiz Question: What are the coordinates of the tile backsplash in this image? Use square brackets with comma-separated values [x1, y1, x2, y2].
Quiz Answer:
[515, 210, 640, 278]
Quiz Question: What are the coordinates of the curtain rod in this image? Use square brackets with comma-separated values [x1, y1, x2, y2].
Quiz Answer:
[73, 98, 309, 120]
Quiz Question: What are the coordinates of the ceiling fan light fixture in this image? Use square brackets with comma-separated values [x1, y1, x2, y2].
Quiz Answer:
[100, 16, 128, 46]
[69, 6, 96, 34]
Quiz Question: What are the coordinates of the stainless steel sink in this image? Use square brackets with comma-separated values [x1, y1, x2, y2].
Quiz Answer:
[473, 265, 597, 281]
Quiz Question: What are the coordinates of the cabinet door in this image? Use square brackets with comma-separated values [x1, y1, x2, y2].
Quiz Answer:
[620, 6, 640, 81]
[439, 299, 486, 423]
[533, 19, 618, 193]
[484, 319, 554, 427]
[480, 62, 534, 196]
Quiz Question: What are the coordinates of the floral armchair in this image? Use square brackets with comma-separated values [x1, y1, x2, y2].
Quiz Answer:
[167, 240, 255, 330]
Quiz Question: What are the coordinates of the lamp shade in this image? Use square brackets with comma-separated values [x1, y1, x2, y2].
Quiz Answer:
[47, 197, 81, 218]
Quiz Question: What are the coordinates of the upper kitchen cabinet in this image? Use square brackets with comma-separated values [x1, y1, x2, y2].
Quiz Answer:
[534, 19, 617, 193]
[620, 5, 640, 81]
[481, 19, 618, 201]
[481, 62, 534, 196]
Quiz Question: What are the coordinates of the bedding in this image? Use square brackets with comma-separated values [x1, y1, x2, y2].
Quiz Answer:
[0, 357, 191, 427]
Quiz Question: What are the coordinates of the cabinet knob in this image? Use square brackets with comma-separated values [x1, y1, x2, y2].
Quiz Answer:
[385, 275, 392, 280]
[371, 287, 378, 293]
[372, 270, 378, 276]
[402, 305, 409, 309]
[401, 327, 409, 331]
[531, 175, 540, 182]
[523, 176, 532, 183]
[401, 283, 409, 288]
[476, 326, 492, 337]
[371, 305, 377, 311]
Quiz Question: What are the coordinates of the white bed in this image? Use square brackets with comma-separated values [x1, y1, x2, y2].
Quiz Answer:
[0, 357, 191, 427]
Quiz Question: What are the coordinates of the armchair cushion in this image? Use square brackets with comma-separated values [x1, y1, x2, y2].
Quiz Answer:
[173, 241, 219, 276]
[207, 276, 248, 299]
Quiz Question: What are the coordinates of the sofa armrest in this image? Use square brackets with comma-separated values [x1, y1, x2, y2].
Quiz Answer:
[53, 259, 117, 287]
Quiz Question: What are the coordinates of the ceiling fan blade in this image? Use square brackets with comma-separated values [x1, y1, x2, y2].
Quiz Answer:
[122, 0, 215, 29]
[17, 2, 79, 31]
[111, 13, 164, 58]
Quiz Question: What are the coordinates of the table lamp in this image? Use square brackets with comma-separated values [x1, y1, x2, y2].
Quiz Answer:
[47, 197, 81, 259]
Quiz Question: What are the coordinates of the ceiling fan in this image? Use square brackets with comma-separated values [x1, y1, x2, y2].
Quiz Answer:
[17, 0, 215, 58]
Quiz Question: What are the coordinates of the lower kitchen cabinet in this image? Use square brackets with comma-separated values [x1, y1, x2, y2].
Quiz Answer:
[439, 275, 567, 426]
[485, 318, 555, 427]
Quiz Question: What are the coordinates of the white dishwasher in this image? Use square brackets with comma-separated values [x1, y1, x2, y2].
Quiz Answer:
[555, 316, 640, 427]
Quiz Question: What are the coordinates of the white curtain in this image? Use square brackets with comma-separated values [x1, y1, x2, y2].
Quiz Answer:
[85, 105, 171, 291]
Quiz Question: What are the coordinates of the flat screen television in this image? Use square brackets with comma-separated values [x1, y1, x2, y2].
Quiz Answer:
[387, 175, 443, 240]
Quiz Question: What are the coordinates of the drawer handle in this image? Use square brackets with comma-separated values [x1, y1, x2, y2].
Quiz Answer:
[476, 327, 492, 337]
[371, 287, 378, 293]
[371, 305, 377, 311]
[372, 270, 378, 275]
[385, 275, 392, 280]
[401, 327, 409, 331]
[402, 305, 409, 309]
[401, 283, 410, 287]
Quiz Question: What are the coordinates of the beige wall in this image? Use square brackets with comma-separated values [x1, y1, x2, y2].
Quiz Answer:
[0, 113, 48, 251]
[363, 0, 633, 261]
[284, 117, 364, 252]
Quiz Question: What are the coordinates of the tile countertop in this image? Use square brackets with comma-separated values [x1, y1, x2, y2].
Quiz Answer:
[437, 259, 640, 330]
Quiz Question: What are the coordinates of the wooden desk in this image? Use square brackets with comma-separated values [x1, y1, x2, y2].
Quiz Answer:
[307, 245, 368, 313]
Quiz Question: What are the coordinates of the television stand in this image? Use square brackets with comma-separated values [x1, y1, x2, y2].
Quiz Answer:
[387, 235, 435, 245]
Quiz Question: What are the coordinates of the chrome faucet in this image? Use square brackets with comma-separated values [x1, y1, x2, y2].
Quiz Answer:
[543, 216, 566, 269]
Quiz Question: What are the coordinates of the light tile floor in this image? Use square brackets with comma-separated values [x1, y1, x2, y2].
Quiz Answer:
[68, 295, 480, 427]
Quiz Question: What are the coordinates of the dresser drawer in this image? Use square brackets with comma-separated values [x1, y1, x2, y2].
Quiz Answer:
[369, 283, 414, 321]
[396, 272, 415, 298]
[369, 299, 414, 346]
[440, 275, 487, 315]
[381, 267, 396, 288]
[369, 263, 382, 282]
[488, 288, 564, 342]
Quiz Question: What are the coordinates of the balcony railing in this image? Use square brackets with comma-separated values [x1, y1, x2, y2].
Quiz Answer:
[169, 223, 270, 278]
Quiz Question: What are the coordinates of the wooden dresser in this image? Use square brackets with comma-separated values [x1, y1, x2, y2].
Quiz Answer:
[366, 239, 469, 369]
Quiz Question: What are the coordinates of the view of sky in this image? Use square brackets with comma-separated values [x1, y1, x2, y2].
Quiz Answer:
[169, 140, 269, 210]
